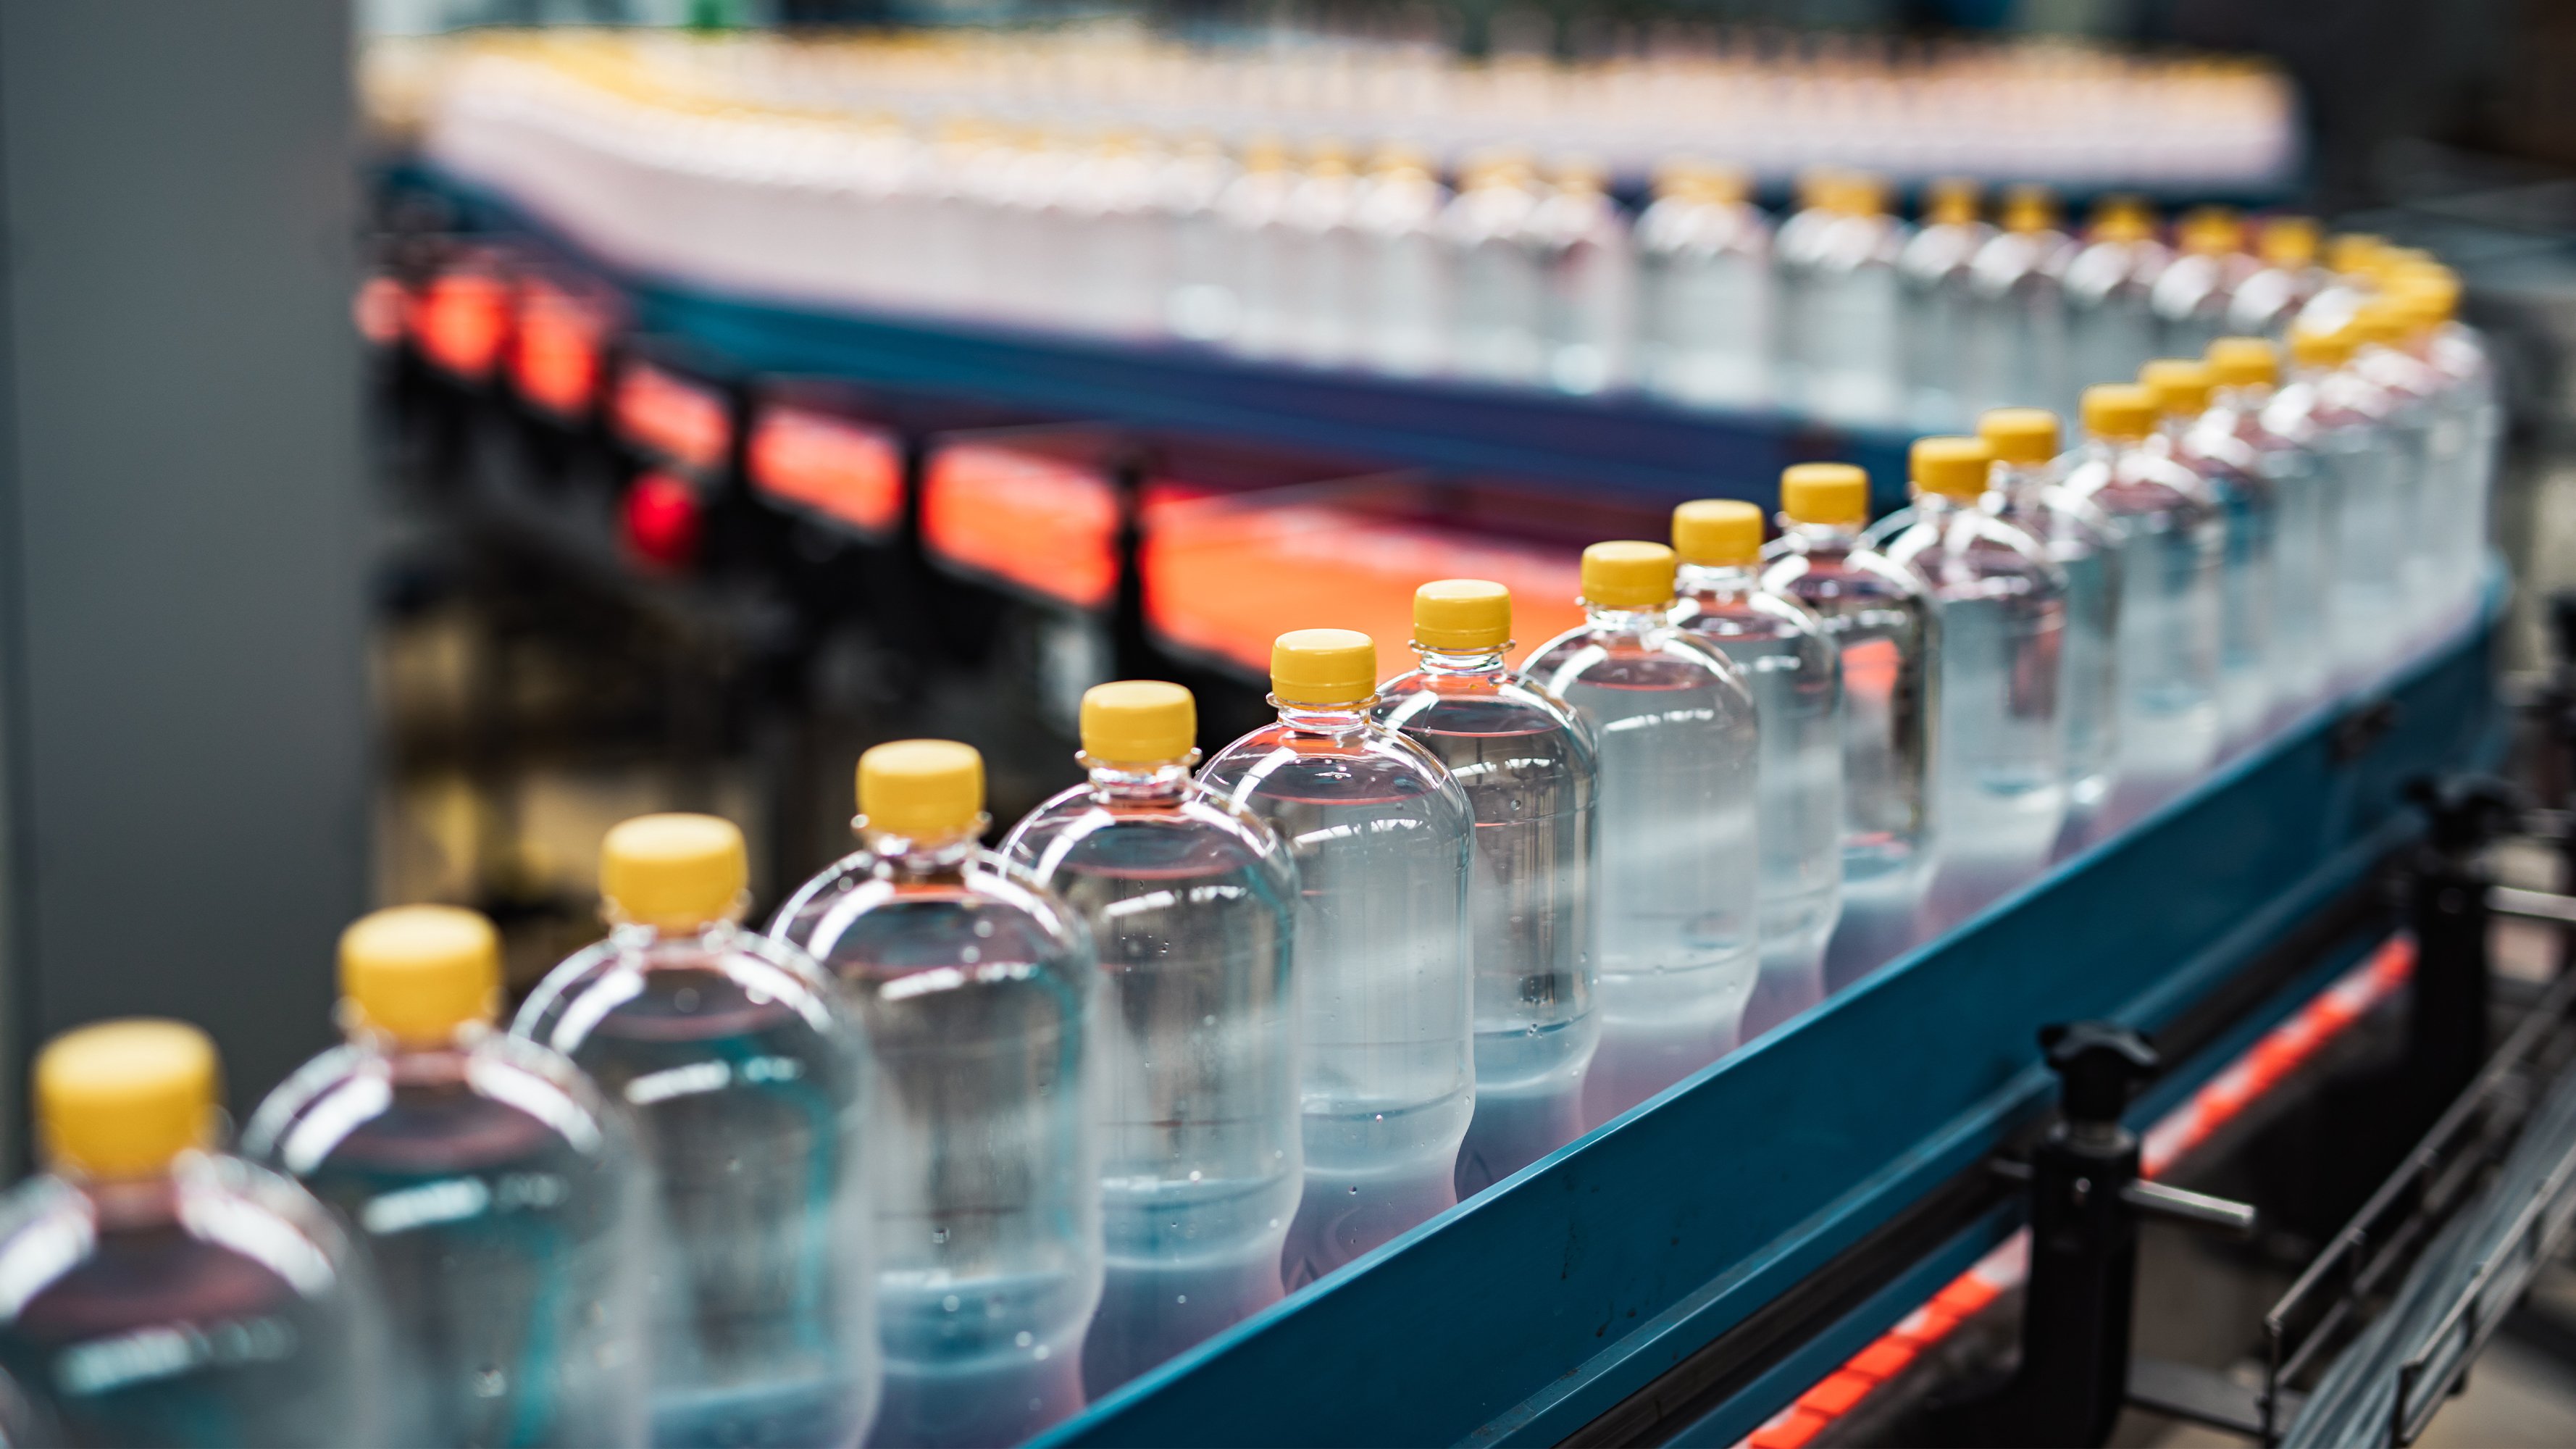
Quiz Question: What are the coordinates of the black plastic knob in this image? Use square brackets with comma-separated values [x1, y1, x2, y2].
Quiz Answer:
[2038, 1022, 2159, 1127]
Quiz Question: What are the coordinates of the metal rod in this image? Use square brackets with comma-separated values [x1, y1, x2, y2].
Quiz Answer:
[2489, 885, 2576, 925]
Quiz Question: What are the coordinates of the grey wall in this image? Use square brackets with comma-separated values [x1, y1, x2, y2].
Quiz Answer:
[0, 0, 368, 1153]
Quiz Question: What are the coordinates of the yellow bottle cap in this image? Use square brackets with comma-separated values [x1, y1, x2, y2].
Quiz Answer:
[2207, 336, 2281, 390]
[340, 906, 502, 1045]
[1910, 436, 1997, 500]
[2090, 194, 2157, 243]
[2391, 268, 2459, 327]
[1924, 176, 1981, 227]
[2327, 232, 2385, 276]
[1271, 628, 1377, 706]
[2289, 325, 2356, 369]
[2178, 206, 2242, 256]
[858, 740, 985, 836]
[1581, 541, 1677, 609]
[2141, 359, 2215, 417]
[1978, 408, 2062, 465]
[2082, 384, 2158, 442]
[1837, 172, 1890, 217]
[37, 1019, 219, 1178]
[1079, 682, 1195, 766]
[2000, 184, 2059, 235]
[1671, 499, 1765, 568]
[1779, 462, 1871, 527]
[2348, 300, 2411, 346]
[2257, 215, 2320, 268]
[601, 813, 748, 930]
[1413, 579, 1513, 652]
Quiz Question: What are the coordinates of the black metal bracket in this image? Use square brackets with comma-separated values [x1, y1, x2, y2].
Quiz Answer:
[2404, 776, 2523, 1116]
[1927, 1022, 2260, 1447]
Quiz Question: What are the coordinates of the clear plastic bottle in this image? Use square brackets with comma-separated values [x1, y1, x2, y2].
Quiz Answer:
[1670, 501, 1841, 1030]
[1961, 185, 2073, 419]
[515, 814, 876, 1449]
[1878, 438, 2070, 914]
[1633, 160, 1772, 409]
[2061, 196, 2172, 419]
[2227, 216, 2323, 340]
[1064, 133, 1166, 340]
[1158, 134, 1244, 343]
[1351, 145, 1452, 377]
[1529, 160, 1634, 396]
[1373, 582, 1599, 1193]
[2344, 299, 2449, 642]
[1218, 137, 1300, 359]
[769, 745, 1101, 1446]
[2203, 338, 2335, 714]
[1525, 543, 1759, 1123]
[2295, 232, 2386, 345]
[0, 1021, 382, 1446]
[1790, 173, 1909, 427]
[1000, 685, 1298, 1394]
[1197, 631, 1473, 1287]
[2393, 264, 2501, 620]
[2143, 358, 2275, 748]
[1760, 464, 1934, 985]
[2059, 385, 2225, 814]
[1443, 154, 1546, 385]
[1770, 170, 1847, 415]
[2271, 325, 2406, 683]
[2149, 207, 2253, 362]
[1897, 177, 1993, 429]
[1280, 141, 1365, 367]
[1979, 409, 2123, 819]
[246, 907, 650, 1449]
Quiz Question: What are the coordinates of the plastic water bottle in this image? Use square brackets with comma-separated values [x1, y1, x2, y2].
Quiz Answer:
[1444, 154, 1545, 385]
[1897, 178, 1992, 427]
[1529, 161, 1632, 395]
[1158, 134, 1243, 343]
[2059, 385, 2224, 813]
[2272, 324, 2406, 683]
[0, 1021, 382, 1445]
[1525, 543, 1759, 1122]
[1352, 145, 1452, 377]
[2227, 216, 2323, 339]
[2393, 264, 2500, 617]
[1634, 162, 1771, 409]
[1879, 438, 2070, 914]
[2296, 232, 2385, 344]
[1219, 137, 1300, 359]
[1962, 185, 2073, 418]
[769, 744, 1101, 1446]
[1770, 170, 1846, 413]
[1980, 409, 2124, 820]
[2149, 207, 2251, 362]
[2144, 357, 2275, 747]
[2204, 338, 2335, 714]
[1760, 464, 1934, 984]
[1670, 501, 1841, 1030]
[1373, 581, 1599, 1193]
[1000, 685, 1299, 1392]
[1281, 141, 1364, 367]
[2343, 300, 2449, 645]
[516, 814, 876, 1449]
[1790, 173, 1907, 426]
[1198, 630, 1473, 1287]
[246, 906, 648, 1448]
[2062, 196, 2170, 417]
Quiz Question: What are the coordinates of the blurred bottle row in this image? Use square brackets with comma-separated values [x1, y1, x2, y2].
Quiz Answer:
[422, 33, 2297, 420]
[390, 25, 2294, 197]
[0, 236, 2496, 1443]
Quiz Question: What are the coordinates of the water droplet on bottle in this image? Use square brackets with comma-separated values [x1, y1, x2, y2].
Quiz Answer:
[1187, 1169, 1203, 1182]
[472, 1367, 506, 1398]
[974, 918, 995, 938]
[1176, 1293, 1188, 1305]
[943, 1294, 961, 1312]
[1015, 1330, 1034, 1348]
[674, 987, 699, 1013]
[1033, 1344, 1051, 1361]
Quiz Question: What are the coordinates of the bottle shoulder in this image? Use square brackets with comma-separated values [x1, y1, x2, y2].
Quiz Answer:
[1882, 512, 2070, 598]
[1522, 622, 1752, 701]
[515, 922, 858, 1057]
[1200, 721, 1474, 827]
[769, 847, 1091, 982]
[1005, 785, 1294, 893]
[1760, 541, 1932, 608]
[1373, 667, 1595, 746]
[0, 1153, 365, 1327]
[244, 1035, 622, 1182]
